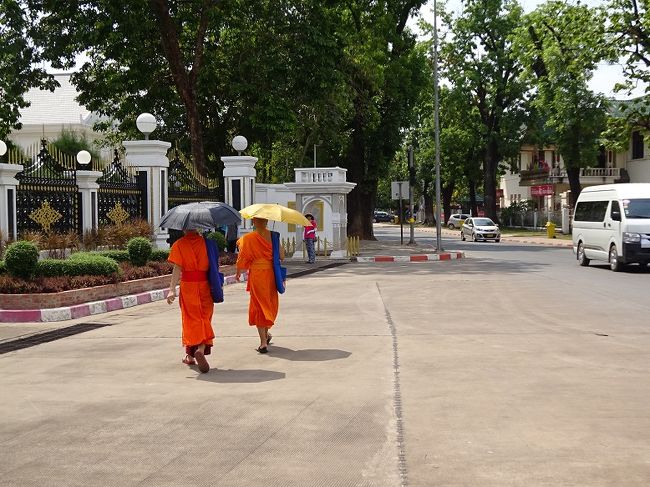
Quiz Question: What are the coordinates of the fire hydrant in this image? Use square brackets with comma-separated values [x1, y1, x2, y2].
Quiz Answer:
[545, 221, 556, 239]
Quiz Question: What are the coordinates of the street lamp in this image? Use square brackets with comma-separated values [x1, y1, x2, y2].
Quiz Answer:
[136, 113, 157, 140]
[76, 150, 92, 169]
[433, 0, 443, 251]
[232, 135, 248, 155]
[0, 140, 7, 162]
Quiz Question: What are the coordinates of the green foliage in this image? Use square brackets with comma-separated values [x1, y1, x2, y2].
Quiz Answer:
[127, 237, 153, 267]
[0, 0, 58, 138]
[4, 241, 40, 279]
[51, 129, 100, 159]
[205, 232, 227, 251]
[0, 260, 6, 274]
[35, 253, 119, 277]
[150, 249, 170, 262]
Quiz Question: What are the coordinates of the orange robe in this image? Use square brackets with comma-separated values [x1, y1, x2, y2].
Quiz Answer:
[168, 233, 215, 354]
[236, 232, 279, 328]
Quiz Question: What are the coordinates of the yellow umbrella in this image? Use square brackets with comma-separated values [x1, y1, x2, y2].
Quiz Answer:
[240, 203, 310, 226]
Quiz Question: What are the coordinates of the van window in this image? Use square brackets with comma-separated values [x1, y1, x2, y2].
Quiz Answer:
[574, 200, 609, 222]
[610, 200, 620, 217]
[623, 199, 650, 219]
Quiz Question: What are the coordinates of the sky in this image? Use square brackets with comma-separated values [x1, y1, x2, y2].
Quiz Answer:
[414, 0, 647, 99]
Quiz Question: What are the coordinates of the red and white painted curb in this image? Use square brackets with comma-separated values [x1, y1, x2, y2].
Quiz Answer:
[355, 252, 465, 263]
[0, 273, 247, 324]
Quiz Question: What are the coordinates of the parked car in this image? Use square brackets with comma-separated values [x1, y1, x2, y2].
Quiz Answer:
[447, 213, 470, 229]
[572, 183, 650, 271]
[374, 210, 393, 223]
[461, 217, 501, 242]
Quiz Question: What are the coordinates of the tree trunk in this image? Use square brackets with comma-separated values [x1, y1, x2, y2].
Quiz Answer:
[566, 166, 582, 208]
[468, 179, 478, 216]
[422, 180, 435, 225]
[442, 180, 455, 226]
[346, 99, 375, 239]
[150, 0, 209, 174]
[483, 139, 499, 222]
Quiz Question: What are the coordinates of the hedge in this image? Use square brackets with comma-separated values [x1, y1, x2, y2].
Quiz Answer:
[0, 260, 6, 274]
[5, 241, 40, 279]
[206, 231, 227, 251]
[90, 250, 130, 262]
[36, 253, 120, 277]
[127, 237, 152, 266]
[150, 249, 170, 262]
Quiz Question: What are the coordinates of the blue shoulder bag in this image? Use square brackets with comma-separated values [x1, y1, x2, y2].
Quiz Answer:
[204, 237, 225, 303]
[270, 231, 287, 294]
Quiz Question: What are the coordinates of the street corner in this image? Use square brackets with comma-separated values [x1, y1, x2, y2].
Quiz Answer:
[353, 251, 465, 263]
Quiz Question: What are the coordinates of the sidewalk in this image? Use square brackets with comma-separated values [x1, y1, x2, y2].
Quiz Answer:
[417, 225, 573, 248]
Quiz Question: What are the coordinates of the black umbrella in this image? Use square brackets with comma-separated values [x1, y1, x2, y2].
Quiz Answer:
[159, 201, 241, 230]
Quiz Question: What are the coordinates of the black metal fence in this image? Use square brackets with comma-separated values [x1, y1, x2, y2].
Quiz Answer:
[15, 140, 81, 235]
[97, 150, 147, 226]
[167, 148, 220, 209]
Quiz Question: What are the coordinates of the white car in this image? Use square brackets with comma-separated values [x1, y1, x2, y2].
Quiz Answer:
[461, 217, 501, 242]
[447, 213, 470, 229]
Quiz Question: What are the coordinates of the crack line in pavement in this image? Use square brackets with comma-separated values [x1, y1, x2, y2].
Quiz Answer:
[376, 282, 408, 487]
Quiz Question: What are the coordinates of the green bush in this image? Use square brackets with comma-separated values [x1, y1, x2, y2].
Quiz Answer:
[36, 253, 119, 277]
[127, 237, 152, 266]
[150, 249, 170, 262]
[205, 231, 227, 251]
[5, 241, 40, 279]
[91, 250, 130, 262]
[0, 260, 6, 274]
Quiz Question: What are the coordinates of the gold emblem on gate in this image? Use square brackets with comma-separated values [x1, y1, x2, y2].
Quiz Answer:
[107, 202, 130, 225]
[29, 201, 63, 232]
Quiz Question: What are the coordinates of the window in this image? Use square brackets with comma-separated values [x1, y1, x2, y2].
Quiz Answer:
[574, 200, 609, 222]
[632, 131, 644, 159]
[610, 200, 620, 218]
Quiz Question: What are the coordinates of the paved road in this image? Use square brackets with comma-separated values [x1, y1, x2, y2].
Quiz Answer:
[1, 228, 649, 486]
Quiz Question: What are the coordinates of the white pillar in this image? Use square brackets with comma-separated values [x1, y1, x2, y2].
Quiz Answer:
[123, 140, 171, 249]
[76, 170, 102, 233]
[221, 155, 258, 232]
[0, 163, 22, 241]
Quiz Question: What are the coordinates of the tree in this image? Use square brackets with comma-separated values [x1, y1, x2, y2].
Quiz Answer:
[0, 0, 57, 138]
[337, 0, 429, 239]
[443, 0, 528, 222]
[514, 0, 609, 205]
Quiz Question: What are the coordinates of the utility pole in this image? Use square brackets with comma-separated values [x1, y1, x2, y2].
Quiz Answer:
[433, 0, 443, 252]
[408, 145, 416, 245]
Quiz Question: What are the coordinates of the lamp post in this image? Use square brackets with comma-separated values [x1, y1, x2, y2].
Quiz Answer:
[0, 140, 7, 162]
[136, 113, 157, 140]
[313, 140, 322, 168]
[408, 145, 416, 245]
[433, 0, 443, 251]
[232, 135, 248, 155]
[76, 149, 92, 169]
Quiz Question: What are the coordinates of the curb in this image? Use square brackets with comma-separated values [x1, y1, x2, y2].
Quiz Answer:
[354, 251, 465, 263]
[0, 273, 247, 324]
[500, 238, 572, 248]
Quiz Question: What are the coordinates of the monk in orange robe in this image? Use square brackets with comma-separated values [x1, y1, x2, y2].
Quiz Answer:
[236, 217, 284, 353]
[167, 230, 214, 372]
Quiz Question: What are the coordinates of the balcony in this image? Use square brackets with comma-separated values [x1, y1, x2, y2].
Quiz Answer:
[548, 167, 629, 185]
[519, 167, 550, 186]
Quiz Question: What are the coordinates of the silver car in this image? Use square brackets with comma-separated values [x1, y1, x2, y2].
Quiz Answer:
[461, 217, 501, 242]
[447, 213, 470, 229]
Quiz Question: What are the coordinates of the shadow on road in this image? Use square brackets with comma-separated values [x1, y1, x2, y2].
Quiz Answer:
[195, 368, 286, 383]
[267, 346, 352, 361]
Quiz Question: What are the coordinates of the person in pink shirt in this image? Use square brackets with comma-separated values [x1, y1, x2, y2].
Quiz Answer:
[303, 213, 317, 264]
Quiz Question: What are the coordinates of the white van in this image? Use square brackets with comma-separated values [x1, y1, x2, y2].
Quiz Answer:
[572, 183, 650, 271]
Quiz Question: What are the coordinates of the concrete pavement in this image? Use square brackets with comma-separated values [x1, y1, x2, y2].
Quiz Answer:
[2, 246, 650, 486]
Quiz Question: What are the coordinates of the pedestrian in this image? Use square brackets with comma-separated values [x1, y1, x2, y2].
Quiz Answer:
[226, 223, 238, 254]
[235, 217, 285, 354]
[303, 213, 317, 264]
[167, 229, 215, 373]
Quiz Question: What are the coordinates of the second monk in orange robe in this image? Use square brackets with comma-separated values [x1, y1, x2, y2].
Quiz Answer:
[167, 230, 215, 372]
[236, 217, 284, 353]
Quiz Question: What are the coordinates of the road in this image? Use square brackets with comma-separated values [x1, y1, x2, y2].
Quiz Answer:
[1, 227, 649, 486]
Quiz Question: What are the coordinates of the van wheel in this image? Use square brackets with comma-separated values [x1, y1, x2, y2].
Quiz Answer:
[609, 245, 623, 272]
[577, 243, 590, 266]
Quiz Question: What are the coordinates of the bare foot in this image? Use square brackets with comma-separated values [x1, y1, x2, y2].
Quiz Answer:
[194, 350, 210, 373]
